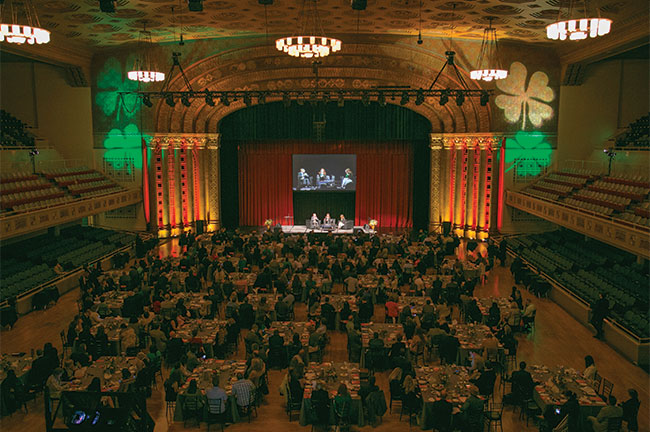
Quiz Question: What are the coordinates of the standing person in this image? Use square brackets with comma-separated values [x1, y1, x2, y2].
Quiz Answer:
[591, 293, 609, 339]
[620, 389, 640, 432]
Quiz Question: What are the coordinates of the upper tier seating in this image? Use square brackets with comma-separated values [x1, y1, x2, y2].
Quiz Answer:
[520, 170, 650, 228]
[0, 110, 35, 147]
[0, 167, 126, 216]
[0, 226, 136, 302]
[615, 115, 649, 148]
[507, 230, 649, 338]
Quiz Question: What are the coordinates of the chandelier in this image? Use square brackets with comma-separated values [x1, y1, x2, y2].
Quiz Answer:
[128, 23, 165, 83]
[546, 0, 612, 41]
[276, 0, 341, 59]
[0, 0, 50, 45]
[470, 18, 507, 82]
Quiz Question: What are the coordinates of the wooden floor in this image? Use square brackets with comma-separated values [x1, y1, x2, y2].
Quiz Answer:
[1, 249, 648, 432]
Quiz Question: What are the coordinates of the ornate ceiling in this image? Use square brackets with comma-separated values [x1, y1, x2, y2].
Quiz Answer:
[30, 0, 648, 48]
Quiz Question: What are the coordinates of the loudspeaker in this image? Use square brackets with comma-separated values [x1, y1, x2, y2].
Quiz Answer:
[195, 220, 204, 235]
[99, 0, 115, 12]
[188, 0, 203, 11]
[442, 222, 452, 235]
[351, 0, 367, 10]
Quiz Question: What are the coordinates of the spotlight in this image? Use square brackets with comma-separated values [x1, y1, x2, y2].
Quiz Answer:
[337, 92, 345, 107]
[480, 91, 489, 106]
[142, 94, 153, 108]
[165, 93, 176, 107]
[243, 93, 252, 106]
[29, 148, 39, 157]
[204, 92, 215, 107]
[188, 0, 203, 12]
[417, 31, 423, 45]
[283, 93, 291, 107]
[455, 92, 465, 106]
[400, 91, 409, 105]
[181, 93, 192, 107]
[258, 0, 274, 4]
[99, 0, 116, 13]
[415, 89, 424, 106]
[377, 92, 386, 107]
[439, 91, 449, 106]
[351, 0, 367, 11]
[361, 92, 370, 107]
[220, 93, 230, 106]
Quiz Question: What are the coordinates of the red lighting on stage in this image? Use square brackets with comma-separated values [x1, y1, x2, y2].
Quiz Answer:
[483, 145, 493, 231]
[449, 143, 456, 225]
[154, 142, 164, 228]
[472, 144, 480, 231]
[497, 137, 506, 232]
[459, 145, 468, 229]
[168, 147, 177, 229]
[192, 144, 201, 222]
[142, 138, 150, 224]
[180, 139, 190, 227]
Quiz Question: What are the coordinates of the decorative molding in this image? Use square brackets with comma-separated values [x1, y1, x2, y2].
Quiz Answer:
[148, 134, 221, 150]
[507, 190, 650, 258]
[432, 133, 503, 150]
[0, 190, 142, 240]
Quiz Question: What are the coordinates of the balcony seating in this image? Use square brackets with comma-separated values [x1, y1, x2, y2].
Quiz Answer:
[508, 231, 649, 338]
[0, 227, 136, 302]
[615, 115, 649, 148]
[0, 110, 35, 147]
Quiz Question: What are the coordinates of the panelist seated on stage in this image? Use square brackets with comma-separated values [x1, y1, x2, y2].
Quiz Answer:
[310, 213, 320, 228]
[298, 168, 312, 186]
[341, 168, 354, 189]
[322, 213, 334, 229]
[338, 214, 346, 230]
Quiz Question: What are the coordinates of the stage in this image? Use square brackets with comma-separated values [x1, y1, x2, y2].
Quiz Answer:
[280, 225, 368, 234]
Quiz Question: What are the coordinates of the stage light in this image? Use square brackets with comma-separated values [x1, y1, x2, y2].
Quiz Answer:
[165, 93, 176, 107]
[243, 93, 252, 106]
[337, 92, 345, 107]
[258, 0, 274, 4]
[439, 91, 449, 106]
[377, 92, 386, 107]
[455, 91, 465, 106]
[99, 0, 115, 13]
[258, 92, 267, 104]
[400, 91, 409, 105]
[415, 89, 424, 106]
[480, 91, 489, 106]
[351, 0, 367, 11]
[361, 92, 370, 106]
[204, 92, 215, 106]
[220, 93, 230, 106]
[181, 93, 192, 107]
[188, 0, 203, 12]
[142, 94, 153, 107]
[283, 93, 291, 107]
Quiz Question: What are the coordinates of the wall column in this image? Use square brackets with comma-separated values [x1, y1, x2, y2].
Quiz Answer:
[429, 135, 443, 233]
[206, 137, 221, 229]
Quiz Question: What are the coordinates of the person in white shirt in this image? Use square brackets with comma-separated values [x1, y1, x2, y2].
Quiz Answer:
[344, 275, 358, 294]
[583, 355, 598, 385]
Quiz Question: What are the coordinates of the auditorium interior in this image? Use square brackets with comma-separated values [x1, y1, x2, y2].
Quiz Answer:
[0, 0, 648, 431]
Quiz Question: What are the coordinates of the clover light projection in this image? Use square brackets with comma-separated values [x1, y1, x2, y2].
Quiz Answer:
[546, 0, 612, 41]
[276, 0, 341, 59]
[0, 0, 50, 45]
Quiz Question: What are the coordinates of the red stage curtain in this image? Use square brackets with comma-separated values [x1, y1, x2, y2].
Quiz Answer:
[238, 141, 413, 228]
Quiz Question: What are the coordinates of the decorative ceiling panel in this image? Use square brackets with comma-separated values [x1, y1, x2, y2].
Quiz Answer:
[19, 0, 649, 48]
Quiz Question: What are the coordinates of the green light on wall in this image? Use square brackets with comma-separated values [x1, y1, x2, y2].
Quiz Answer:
[103, 124, 150, 171]
[95, 57, 139, 120]
[505, 131, 552, 176]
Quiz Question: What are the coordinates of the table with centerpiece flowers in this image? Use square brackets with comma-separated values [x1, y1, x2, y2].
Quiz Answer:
[416, 365, 476, 429]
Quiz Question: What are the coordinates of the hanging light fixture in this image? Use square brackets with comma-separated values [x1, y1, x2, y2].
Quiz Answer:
[276, 0, 341, 59]
[0, 0, 50, 45]
[546, 0, 612, 41]
[470, 18, 507, 82]
[128, 23, 165, 83]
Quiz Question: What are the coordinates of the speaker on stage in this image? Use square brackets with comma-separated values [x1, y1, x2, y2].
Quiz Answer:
[273, 223, 282, 233]
[442, 222, 451, 236]
[195, 220, 204, 235]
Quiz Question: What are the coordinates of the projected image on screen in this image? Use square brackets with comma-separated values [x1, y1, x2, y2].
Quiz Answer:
[293, 154, 357, 191]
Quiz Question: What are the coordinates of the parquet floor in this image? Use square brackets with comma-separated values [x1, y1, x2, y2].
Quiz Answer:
[0, 244, 647, 432]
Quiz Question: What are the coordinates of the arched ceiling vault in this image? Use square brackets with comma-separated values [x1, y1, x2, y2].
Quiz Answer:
[154, 42, 491, 134]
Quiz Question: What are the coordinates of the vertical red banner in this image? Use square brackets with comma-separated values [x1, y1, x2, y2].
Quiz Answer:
[167, 145, 177, 229]
[471, 143, 480, 231]
[179, 139, 189, 227]
[192, 142, 201, 222]
[497, 137, 506, 232]
[448, 143, 456, 224]
[154, 141, 164, 229]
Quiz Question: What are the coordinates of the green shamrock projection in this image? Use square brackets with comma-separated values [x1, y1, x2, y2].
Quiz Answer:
[103, 124, 149, 171]
[505, 131, 552, 176]
[95, 57, 140, 121]
[495, 62, 554, 129]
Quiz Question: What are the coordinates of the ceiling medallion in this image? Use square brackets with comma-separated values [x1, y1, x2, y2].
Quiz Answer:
[0, 0, 50, 45]
[546, 0, 612, 41]
[276, 0, 341, 59]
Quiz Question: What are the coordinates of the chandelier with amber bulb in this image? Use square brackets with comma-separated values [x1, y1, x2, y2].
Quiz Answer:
[0, 0, 50, 45]
[470, 18, 507, 82]
[546, 0, 612, 41]
[276, 0, 341, 59]
[128, 23, 165, 83]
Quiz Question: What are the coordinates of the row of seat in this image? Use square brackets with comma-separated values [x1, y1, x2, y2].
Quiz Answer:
[53, 172, 104, 185]
[0, 109, 35, 148]
[591, 179, 649, 197]
[0, 172, 39, 184]
[574, 190, 631, 207]
[563, 197, 614, 215]
[614, 114, 649, 148]
[526, 188, 560, 201]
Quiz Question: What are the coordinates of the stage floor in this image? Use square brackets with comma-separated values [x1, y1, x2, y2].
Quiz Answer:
[280, 225, 362, 234]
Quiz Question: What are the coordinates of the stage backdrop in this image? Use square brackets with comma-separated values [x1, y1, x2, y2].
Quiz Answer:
[238, 141, 413, 228]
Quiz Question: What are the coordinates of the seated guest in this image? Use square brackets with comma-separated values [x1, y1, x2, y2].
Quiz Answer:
[460, 385, 484, 431]
[117, 368, 135, 392]
[46, 368, 65, 399]
[359, 375, 380, 403]
[402, 375, 422, 415]
[431, 390, 453, 432]
[465, 299, 482, 323]
[268, 329, 286, 368]
[206, 374, 228, 414]
[588, 396, 623, 432]
[288, 372, 304, 404]
[320, 297, 336, 330]
[238, 297, 254, 329]
[505, 361, 535, 405]
[521, 299, 536, 329]
[438, 331, 460, 365]
[583, 355, 598, 385]
[487, 301, 501, 328]
[70, 344, 92, 368]
[1, 370, 24, 414]
[333, 383, 352, 423]
[311, 382, 331, 425]
[337, 215, 346, 230]
[620, 389, 640, 432]
[471, 362, 496, 397]
[232, 372, 256, 408]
